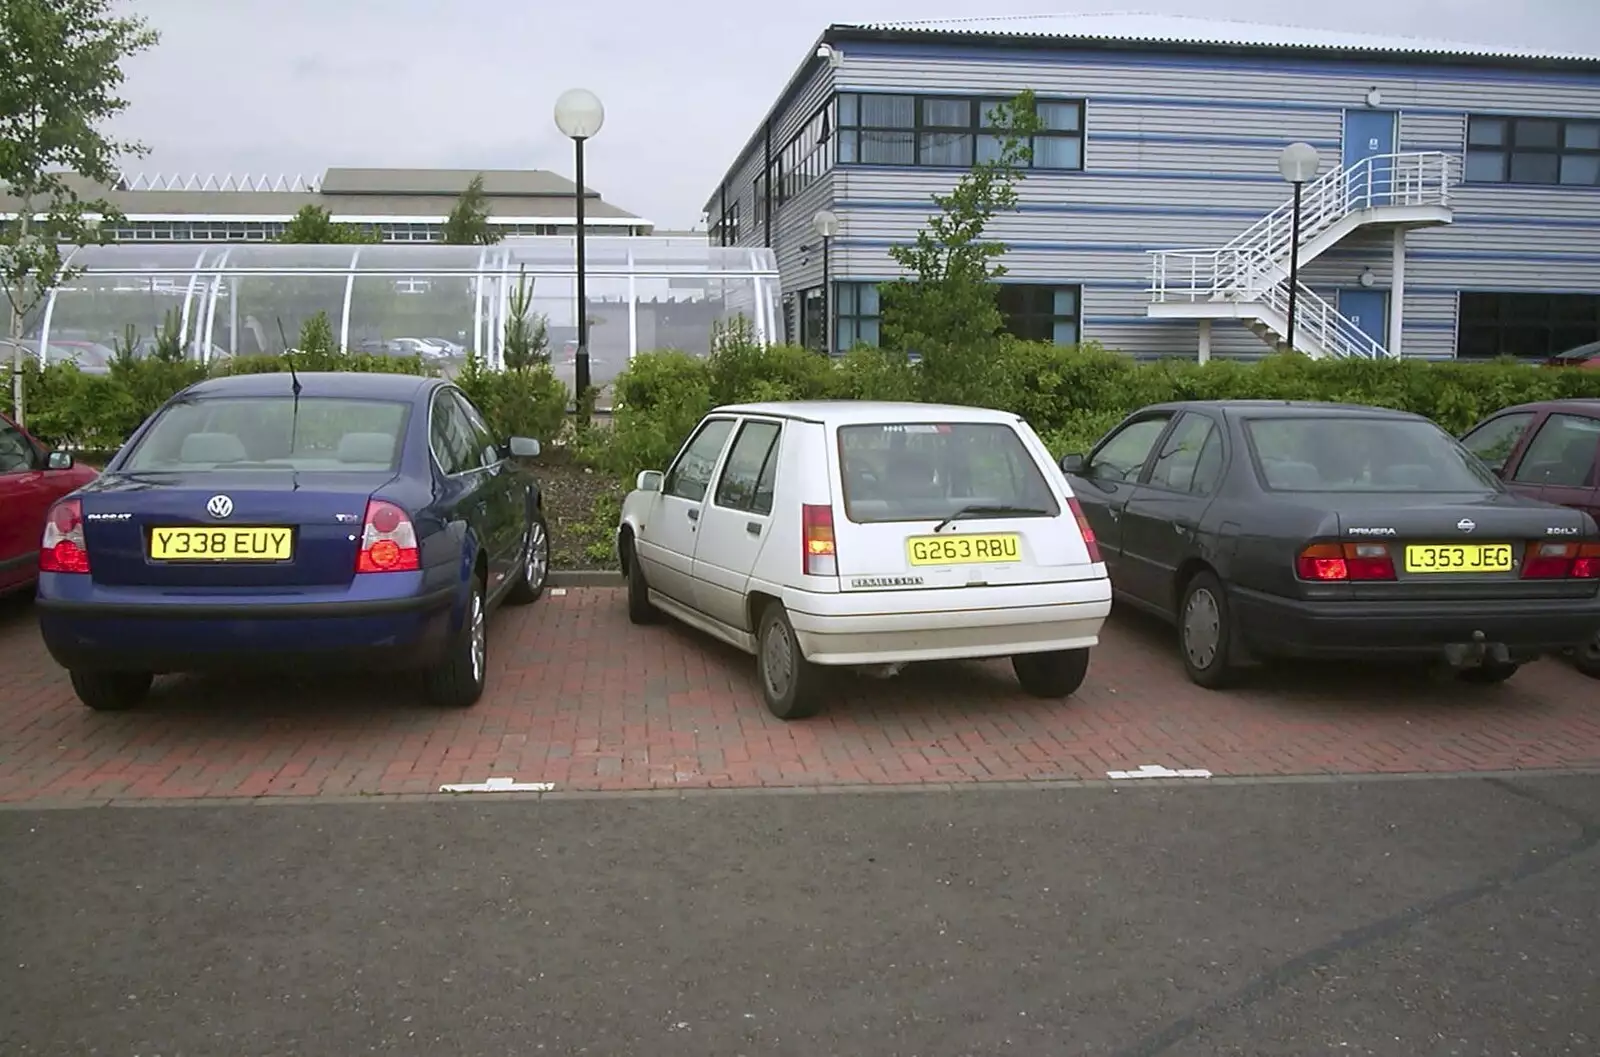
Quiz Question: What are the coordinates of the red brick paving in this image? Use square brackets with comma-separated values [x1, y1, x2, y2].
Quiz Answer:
[2, 587, 1598, 804]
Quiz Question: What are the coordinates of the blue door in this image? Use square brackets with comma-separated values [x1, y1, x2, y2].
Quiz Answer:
[1342, 110, 1397, 206]
[1337, 289, 1389, 354]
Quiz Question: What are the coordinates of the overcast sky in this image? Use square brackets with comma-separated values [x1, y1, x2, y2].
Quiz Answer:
[109, 1, 1600, 228]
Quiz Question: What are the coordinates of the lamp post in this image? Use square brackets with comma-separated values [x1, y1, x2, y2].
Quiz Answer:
[554, 88, 605, 421]
[811, 209, 839, 354]
[1277, 142, 1321, 353]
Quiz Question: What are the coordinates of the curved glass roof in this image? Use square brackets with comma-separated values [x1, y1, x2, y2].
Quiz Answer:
[38, 238, 781, 409]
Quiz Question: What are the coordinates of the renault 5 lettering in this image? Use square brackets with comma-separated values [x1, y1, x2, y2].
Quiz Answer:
[616, 401, 1113, 720]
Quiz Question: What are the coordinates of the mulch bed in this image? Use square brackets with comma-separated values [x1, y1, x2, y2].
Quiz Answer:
[523, 447, 624, 572]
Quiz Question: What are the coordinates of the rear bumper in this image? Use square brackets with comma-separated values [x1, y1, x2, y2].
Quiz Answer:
[35, 581, 458, 674]
[782, 577, 1113, 666]
[1231, 585, 1600, 661]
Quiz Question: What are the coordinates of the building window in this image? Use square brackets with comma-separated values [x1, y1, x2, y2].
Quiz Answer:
[1465, 115, 1600, 186]
[835, 93, 1084, 170]
[752, 173, 768, 239]
[835, 282, 881, 350]
[796, 287, 827, 352]
[1458, 292, 1600, 359]
[710, 199, 741, 246]
[771, 103, 833, 205]
[998, 284, 1082, 344]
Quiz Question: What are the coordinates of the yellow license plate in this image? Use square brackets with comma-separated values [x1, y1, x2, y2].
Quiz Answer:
[149, 527, 294, 562]
[1403, 543, 1513, 574]
[906, 533, 1022, 567]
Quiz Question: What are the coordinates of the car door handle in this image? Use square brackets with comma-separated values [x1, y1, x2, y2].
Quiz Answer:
[746, 521, 761, 535]
[687, 508, 699, 522]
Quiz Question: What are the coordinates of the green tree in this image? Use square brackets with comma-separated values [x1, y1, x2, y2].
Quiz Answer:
[442, 173, 501, 246]
[1, 0, 158, 421]
[878, 90, 1042, 405]
[278, 204, 379, 244]
[501, 265, 549, 370]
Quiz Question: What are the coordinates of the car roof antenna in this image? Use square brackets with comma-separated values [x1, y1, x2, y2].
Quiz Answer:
[275, 317, 303, 397]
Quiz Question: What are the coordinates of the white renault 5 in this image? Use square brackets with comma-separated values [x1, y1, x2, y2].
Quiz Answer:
[616, 401, 1113, 719]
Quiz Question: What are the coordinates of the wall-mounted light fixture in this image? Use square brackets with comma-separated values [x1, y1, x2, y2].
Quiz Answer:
[1365, 87, 1383, 108]
[1359, 268, 1378, 288]
[816, 43, 845, 68]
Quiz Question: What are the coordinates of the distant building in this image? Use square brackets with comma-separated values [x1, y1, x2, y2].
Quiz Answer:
[704, 14, 1600, 362]
[1, 167, 652, 244]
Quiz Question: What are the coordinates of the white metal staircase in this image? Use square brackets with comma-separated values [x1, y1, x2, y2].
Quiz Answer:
[1147, 152, 1456, 359]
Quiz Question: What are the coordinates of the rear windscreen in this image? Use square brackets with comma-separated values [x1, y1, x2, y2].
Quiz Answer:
[837, 422, 1060, 523]
[121, 396, 411, 472]
[1245, 416, 1500, 492]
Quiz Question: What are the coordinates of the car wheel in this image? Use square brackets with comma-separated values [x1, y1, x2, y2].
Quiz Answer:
[425, 577, 488, 708]
[69, 670, 153, 712]
[1458, 660, 1520, 685]
[1574, 632, 1600, 680]
[1011, 649, 1091, 698]
[624, 541, 659, 625]
[756, 603, 824, 721]
[1179, 571, 1237, 690]
[505, 511, 549, 605]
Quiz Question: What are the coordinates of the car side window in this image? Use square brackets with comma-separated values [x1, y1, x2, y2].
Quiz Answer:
[1088, 415, 1172, 483]
[665, 418, 735, 502]
[714, 420, 783, 514]
[1189, 425, 1225, 496]
[0, 422, 36, 474]
[1511, 413, 1600, 488]
[450, 390, 501, 469]
[429, 392, 478, 475]
[1461, 412, 1536, 474]
[1145, 413, 1216, 493]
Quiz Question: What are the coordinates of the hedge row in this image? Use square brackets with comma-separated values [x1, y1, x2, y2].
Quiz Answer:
[585, 338, 1600, 480]
[5, 348, 567, 456]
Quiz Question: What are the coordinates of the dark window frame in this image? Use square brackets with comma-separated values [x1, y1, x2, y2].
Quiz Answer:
[1457, 291, 1600, 360]
[1464, 114, 1600, 187]
[835, 91, 1085, 171]
[998, 283, 1083, 345]
[835, 281, 882, 353]
[770, 102, 834, 206]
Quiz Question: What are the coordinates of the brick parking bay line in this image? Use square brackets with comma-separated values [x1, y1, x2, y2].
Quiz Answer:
[4, 588, 1600, 803]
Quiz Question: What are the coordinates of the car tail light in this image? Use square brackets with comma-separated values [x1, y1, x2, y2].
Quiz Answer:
[39, 499, 91, 574]
[1296, 542, 1396, 582]
[1068, 497, 1102, 563]
[356, 499, 421, 573]
[801, 503, 837, 577]
[1521, 541, 1600, 580]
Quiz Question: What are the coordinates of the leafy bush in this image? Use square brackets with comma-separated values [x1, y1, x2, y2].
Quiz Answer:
[453, 351, 567, 446]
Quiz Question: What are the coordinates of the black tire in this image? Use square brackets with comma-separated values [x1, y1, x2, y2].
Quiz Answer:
[425, 577, 488, 708]
[624, 538, 659, 625]
[1011, 649, 1091, 698]
[505, 511, 549, 605]
[1458, 660, 1520, 685]
[1574, 633, 1600, 680]
[69, 670, 153, 712]
[756, 603, 824, 720]
[1179, 571, 1238, 690]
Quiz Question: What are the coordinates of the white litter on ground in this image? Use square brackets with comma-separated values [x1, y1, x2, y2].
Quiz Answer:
[438, 776, 557, 793]
[1105, 764, 1214, 780]
[549, 587, 568, 597]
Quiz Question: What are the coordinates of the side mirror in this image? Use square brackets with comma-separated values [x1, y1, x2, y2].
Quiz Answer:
[507, 436, 541, 458]
[46, 450, 75, 471]
[636, 470, 664, 493]
[1059, 452, 1086, 475]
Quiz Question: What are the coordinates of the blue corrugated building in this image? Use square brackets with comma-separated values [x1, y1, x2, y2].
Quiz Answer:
[702, 14, 1600, 362]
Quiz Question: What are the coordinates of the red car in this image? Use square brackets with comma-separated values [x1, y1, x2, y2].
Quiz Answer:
[1546, 341, 1600, 370]
[1460, 398, 1600, 676]
[0, 413, 99, 597]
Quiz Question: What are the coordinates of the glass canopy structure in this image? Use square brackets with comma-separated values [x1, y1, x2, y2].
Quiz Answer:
[29, 238, 781, 396]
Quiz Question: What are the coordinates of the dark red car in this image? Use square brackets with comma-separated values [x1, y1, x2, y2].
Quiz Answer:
[1546, 341, 1600, 370]
[1461, 398, 1600, 676]
[0, 413, 99, 597]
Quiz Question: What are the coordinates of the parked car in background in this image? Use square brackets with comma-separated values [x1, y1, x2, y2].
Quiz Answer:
[1, 412, 98, 597]
[1460, 398, 1600, 677]
[617, 401, 1112, 720]
[33, 372, 551, 711]
[1545, 340, 1600, 369]
[1060, 401, 1600, 688]
[0, 338, 113, 375]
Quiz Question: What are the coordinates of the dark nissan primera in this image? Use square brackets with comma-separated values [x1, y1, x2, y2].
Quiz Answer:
[1060, 400, 1600, 688]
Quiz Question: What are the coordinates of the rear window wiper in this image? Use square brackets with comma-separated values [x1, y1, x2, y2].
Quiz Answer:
[933, 504, 1052, 532]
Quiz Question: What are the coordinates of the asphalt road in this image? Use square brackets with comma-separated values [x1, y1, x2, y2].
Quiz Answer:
[3, 776, 1598, 1057]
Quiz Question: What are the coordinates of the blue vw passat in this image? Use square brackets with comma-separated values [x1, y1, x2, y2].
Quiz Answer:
[34, 372, 551, 711]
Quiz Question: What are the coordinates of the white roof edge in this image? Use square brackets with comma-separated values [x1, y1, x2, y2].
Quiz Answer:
[838, 13, 1600, 63]
[0, 211, 651, 227]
